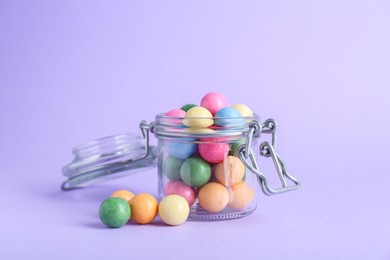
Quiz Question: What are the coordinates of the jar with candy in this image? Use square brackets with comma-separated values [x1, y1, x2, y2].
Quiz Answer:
[62, 92, 300, 221]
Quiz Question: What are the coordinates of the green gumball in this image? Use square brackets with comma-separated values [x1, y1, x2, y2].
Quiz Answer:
[163, 156, 184, 181]
[99, 197, 131, 228]
[180, 157, 211, 188]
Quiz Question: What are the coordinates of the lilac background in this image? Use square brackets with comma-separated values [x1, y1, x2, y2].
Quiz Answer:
[1, 0, 390, 259]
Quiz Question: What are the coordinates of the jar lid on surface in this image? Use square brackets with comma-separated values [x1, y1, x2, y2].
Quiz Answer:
[62, 132, 157, 190]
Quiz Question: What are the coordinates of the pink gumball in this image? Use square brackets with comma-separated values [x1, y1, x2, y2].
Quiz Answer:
[165, 109, 186, 125]
[200, 92, 228, 116]
[165, 109, 186, 117]
[164, 181, 197, 206]
[199, 138, 229, 163]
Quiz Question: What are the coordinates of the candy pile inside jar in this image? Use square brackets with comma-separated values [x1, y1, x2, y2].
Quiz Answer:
[162, 92, 255, 215]
[98, 92, 256, 228]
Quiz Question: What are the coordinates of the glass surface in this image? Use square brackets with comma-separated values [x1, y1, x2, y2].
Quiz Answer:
[154, 113, 260, 221]
[62, 133, 157, 189]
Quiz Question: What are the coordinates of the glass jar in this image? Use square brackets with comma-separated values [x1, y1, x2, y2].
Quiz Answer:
[153, 113, 260, 221]
[62, 114, 300, 221]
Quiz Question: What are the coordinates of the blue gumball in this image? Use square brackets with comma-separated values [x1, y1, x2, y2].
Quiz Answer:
[215, 107, 245, 127]
[167, 141, 197, 160]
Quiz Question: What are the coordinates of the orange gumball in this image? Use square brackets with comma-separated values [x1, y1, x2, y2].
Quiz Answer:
[198, 182, 229, 213]
[110, 190, 135, 202]
[214, 156, 245, 186]
[228, 182, 255, 210]
[129, 193, 158, 224]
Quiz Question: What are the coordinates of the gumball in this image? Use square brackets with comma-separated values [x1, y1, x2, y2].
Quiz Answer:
[228, 182, 255, 210]
[198, 182, 229, 212]
[183, 107, 214, 128]
[99, 197, 131, 228]
[214, 156, 245, 186]
[181, 103, 197, 112]
[158, 195, 190, 225]
[164, 181, 197, 206]
[180, 157, 211, 188]
[231, 104, 253, 117]
[163, 156, 184, 181]
[200, 92, 228, 116]
[129, 193, 158, 224]
[110, 190, 135, 202]
[229, 139, 246, 156]
[199, 138, 229, 163]
[167, 141, 197, 160]
[215, 107, 244, 127]
[165, 109, 186, 125]
[165, 109, 186, 117]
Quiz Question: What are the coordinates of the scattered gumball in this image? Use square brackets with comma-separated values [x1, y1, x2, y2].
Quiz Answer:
[181, 103, 197, 112]
[158, 195, 190, 225]
[231, 104, 253, 117]
[228, 182, 255, 210]
[183, 106, 214, 128]
[198, 182, 229, 212]
[215, 107, 244, 127]
[167, 141, 197, 160]
[199, 138, 229, 163]
[200, 92, 228, 116]
[99, 197, 131, 228]
[214, 156, 246, 186]
[180, 157, 211, 188]
[163, 156, 184, 181]
[164, 181, 197, 206]
[110, 189, 135, 202]
[129, 193, 158, 224]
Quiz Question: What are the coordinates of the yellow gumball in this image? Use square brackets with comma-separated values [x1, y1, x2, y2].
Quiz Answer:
[231, 104, 253, 117]
[158, 195, 190, 226]
[183, 107, 214, 128]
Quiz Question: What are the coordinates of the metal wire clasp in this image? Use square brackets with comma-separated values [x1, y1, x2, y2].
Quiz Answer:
[238, 119, 301, 196]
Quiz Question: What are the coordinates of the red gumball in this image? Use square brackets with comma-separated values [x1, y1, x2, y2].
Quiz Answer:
[199, 138, 229, 163]
[164, 181, 197, 207]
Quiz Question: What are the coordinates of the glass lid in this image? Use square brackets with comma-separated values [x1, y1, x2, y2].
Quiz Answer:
[62, 132, 157, 190]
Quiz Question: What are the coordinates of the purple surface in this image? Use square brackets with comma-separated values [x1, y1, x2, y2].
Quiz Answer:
[1, 0, 390, 259]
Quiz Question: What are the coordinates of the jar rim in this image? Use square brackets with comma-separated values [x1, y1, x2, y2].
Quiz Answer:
[153, 113, 261, 139]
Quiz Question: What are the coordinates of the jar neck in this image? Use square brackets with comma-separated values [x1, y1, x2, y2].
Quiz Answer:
[152, 113, 261, 140]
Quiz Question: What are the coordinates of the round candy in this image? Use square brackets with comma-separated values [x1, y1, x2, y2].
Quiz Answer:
[215, 107, 244, 127]
[165, 109, 186, 117]
[163, 181, 197, 206]
[228, 182, 255, 210]
[110, 189, 135, 202]
[198, 182, 229, 212]
[231, 104, 253, 117]
[158, 195, 190, 226]
[165, 109, 186, 125]
[181, 103, 197, 112]
[183, 107, 214, 128]
[214, 156, 246, 186]
[129, 193, 158, 224]
[229, 139, 246, 156]
[180, 157, 211, 188]
[167, 141, 197, 160]
[200, 92, 228, 116]
[163, 156, 184, 181]
[99, 197, 131, 228]
[199, 138, 229, 163]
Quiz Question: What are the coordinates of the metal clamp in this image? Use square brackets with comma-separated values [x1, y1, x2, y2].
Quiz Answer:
[238, 119, 301, 196]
